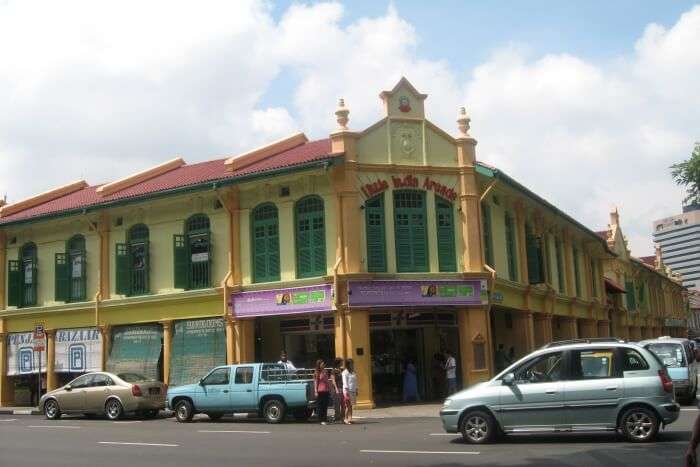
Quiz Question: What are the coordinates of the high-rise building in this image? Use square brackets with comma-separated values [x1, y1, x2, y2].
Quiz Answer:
[653, 204, 700, 291]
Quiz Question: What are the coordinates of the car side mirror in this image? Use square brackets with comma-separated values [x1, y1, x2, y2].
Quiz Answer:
[502, 373, 515, 386]
[64, 385, 72, 391]
[198, 379, 204, 386]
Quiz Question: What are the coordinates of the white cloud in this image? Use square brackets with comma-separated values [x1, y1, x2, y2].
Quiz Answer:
[0, 1, 698, 258]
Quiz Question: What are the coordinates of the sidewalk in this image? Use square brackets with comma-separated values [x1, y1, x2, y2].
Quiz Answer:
[0, 403, 441, 418]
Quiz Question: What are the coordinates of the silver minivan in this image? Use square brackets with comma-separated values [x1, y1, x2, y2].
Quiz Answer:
[440, 339, 680, 444]
[638, 337, 698, 404]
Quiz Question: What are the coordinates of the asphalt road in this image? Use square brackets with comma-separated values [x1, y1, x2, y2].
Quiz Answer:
[1, 408, 698, 467]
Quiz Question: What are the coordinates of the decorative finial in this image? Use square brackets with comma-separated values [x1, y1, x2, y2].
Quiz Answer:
[457, 106, 471, 137]
[335, 98, 349, 131]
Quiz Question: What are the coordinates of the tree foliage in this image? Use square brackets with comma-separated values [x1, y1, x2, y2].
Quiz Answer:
[670, 143, 700, 206]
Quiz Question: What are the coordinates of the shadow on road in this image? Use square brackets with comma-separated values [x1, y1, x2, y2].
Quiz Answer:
[448, 431, 690, 445]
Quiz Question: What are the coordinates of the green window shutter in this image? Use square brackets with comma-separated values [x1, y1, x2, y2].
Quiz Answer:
[482, 202, 494, 267]
[7, 260, 21, 306]
[55, 253, 69, 302]
[436, 198, 456, 272]
[525, 223, 543, 284]
[573, 247, 581, 297]
[296, 216, 312, 278]
[625, 281, 636, 310]
[394, 191, 429, 273]
[144, 241, 150, 294]
[173, 234, 188, 289]
[365, 195, 387, 272]
[590, 258, 597, 298]
[311, 215, 326, 275]
[544, 237, 552, 284]
[555, 238, 564, 293]
[296, 197, 325, 278]
[267, 223, 280, 280]
[252, 204, 280, 283]
[116, 243, 130, 295]
[505, 214, 518, 281]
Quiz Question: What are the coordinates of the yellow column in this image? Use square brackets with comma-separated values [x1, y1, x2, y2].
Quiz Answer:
[514, 311, 535, 355]
[534, 314, 553, 348]
[0, 325, 11, 406]
[225, 318, 235, 365]
[234, 319, 255, 363]
[100, 325, 111, 371]
[514, 204, 529, 285]
[343, 309, 373, 409]
[98, 212, 111, 300]
[578, 319, 596, 338]
[160, 321, 172, 385]
[46, 330, 57, 391]
[458, 307, 493, 388]
[597, 320, 610, 337]
[563, 232, 575, 297]
[455, 123, 483, 273]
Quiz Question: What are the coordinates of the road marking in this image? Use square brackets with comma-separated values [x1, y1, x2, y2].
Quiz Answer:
[28, 425, 81, 429]
[0, 419, 17, 422]
[99, 442, 178, 447]
[197, 430, 271, 434]
[429, 433, 459, 436]
[361, 450, 479, 455]
[113, 421, 143, 424]
[681, 408, 698, 412]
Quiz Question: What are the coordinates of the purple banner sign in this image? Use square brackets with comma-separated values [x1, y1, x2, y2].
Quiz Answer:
[231, 284, 334, 318]
[348, 280, 487, 307]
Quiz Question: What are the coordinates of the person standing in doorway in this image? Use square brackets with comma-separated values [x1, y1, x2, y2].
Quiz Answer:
[402, 358, 419, 402]
[342, 359, 358, 425]
[278, 350, 296, 371]
[314, 359, 331, 425]
[444, 350, 458, 395]
[495, 344, 508, 372]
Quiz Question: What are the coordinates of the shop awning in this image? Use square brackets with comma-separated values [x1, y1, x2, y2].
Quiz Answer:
[605, 278, 626, 294]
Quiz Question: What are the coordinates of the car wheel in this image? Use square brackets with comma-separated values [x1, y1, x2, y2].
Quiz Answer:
[174, 400, 194, 423]
[44, 399, 61, 420]
[104, 399, 124, 421]
[460, 410, 496, 444]
[206, 412, 224, 421]
[620, 406, 659, 443]
[263, 399, 286, 424]
[292, 408, 313, 422]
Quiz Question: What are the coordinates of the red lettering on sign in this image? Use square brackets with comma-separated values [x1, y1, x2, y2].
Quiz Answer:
[422, 177, 457, 201]
[391, 174, 419, 189]
[362, 179, 389, 198]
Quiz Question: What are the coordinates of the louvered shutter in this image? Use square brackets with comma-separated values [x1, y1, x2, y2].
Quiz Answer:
[311, 213, 326, 276]
[267, 222, 280, 281]
[626, 281, 636, 310]
[526, 224, 543, 284]
[144, 241, 150, 294]
[365, 195, 386, 272]
[55, 253, 69, 302]
[395, 211, 411, 272]
[482, 202, 494, 267]
[253, 223, 268, 282]
[505, 214, 518, 281]
[436, 199, 456, 272]
[173, 235, 188, 289]
[297, 216, 312, 278]
[116, 243, 130, 295]
[7, 260, 21, 306]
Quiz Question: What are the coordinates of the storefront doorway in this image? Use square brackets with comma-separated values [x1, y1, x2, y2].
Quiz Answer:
[255, 314, 335, 369]
[369, 311, 459, 403]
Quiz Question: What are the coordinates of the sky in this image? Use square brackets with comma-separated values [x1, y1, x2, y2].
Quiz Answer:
[1, 0, 699, 256]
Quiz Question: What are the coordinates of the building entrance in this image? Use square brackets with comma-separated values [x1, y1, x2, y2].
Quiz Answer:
[255, 314, 335, 369]
[369, 311, 459, 403]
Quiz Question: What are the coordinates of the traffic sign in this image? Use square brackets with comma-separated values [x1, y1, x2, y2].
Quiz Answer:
[34, 323, 45, 340]
[33, 340, 45, 352]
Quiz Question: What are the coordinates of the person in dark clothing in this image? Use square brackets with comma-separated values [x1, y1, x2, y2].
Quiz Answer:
[331, 358, 345, 423]
[314, 359, 331, 425]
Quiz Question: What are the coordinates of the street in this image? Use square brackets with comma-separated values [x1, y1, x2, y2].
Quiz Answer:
[0, 408, 697, 467]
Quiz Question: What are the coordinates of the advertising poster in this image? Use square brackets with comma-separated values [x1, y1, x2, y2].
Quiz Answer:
[54, 328, 102, 373]
[7, 332, 47, 376]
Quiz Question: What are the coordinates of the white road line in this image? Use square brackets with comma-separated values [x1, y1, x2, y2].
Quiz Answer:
[0, 419, 17, 422]
[28, 425, 81, 429]
[681, 408, 698, 412]
[197, 430, 271, 434]
[113, 421, 143, 424]
[361, 449, 479, 455]
[99, 442, 178, 447]
[429, 433, 459, 436]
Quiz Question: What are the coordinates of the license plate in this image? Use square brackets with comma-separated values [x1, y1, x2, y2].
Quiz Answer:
[148, 388, 161, 395]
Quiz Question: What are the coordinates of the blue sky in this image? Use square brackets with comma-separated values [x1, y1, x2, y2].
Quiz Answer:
[1, 1, 699, 255]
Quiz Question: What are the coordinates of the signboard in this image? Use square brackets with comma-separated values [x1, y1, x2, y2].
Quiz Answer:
[231, 284, 334, 318]
[348, 280, 488, 307]
[169, 319, 226, 387]
[664, 318, 687, 327]
[54, 328, 102, 373]
[106, 325, 163, 381]
[7, 332, 47, 375]
[33, 324, 45, 339]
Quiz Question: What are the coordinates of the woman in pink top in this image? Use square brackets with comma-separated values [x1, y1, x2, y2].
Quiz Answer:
[314, 359, 331, 425]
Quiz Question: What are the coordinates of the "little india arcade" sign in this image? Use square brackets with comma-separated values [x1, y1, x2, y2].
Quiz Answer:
[360, 174, 457, 201]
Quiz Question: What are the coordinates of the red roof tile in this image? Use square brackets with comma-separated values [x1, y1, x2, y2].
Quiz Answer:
[638, 256, 656, 266]
[0, 138, 335, 225]
[595, 230, 609, 240]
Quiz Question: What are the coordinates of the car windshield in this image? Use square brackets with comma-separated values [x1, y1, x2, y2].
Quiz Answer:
[645, 343, 686, 368]
[117, 373, 150, 382]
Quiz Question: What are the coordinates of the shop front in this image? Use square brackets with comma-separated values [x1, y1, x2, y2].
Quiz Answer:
[231, 284, 335, 369]
[7, 331, 47, 406]
[54, 327, 102, 387]
[106, 324, 163, 381]
[169, 318, 226, 387]
[348, 279, 487, 403]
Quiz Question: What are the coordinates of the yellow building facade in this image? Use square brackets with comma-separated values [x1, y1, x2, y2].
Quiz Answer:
[0, 78, 689, 408]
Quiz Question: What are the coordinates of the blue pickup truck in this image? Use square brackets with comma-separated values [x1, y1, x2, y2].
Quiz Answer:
[166, 363, 316, 423]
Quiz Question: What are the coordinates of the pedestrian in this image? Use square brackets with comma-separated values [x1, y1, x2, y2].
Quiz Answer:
[508, 346, 516, 365]
[685, 347, 700, 466]
[444, 350, 458, 395]
[402, 358, 419, 402]
[331, 358, 345, 423]
[431, 353, 445, 399]
[342, 358, 358, 425]
[313, 359, 331, 425]
[495, 344, 508, 372]
[277, 350, 296, 370]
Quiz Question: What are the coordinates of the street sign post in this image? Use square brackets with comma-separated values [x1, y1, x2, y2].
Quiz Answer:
[33, 324, 45, 407]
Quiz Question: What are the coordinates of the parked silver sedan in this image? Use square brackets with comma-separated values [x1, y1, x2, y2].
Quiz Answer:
[40, 372, 166, 420]
[440, 339, 680, 443]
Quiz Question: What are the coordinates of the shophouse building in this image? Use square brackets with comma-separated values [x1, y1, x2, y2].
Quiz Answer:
[0, 78, 688, 408]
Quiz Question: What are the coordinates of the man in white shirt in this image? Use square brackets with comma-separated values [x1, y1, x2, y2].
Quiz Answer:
[277, 350, 296, 370]
[444, 350, 457, 395]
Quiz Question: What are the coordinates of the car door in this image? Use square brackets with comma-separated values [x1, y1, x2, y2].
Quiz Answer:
[83, 374, 113, 413]
[230, 366, 256, 411]
[497, 351, 566, 431]
[562, 347, 623, 429]
[195, 367, 232, 411]
[59, 374, 91, 412]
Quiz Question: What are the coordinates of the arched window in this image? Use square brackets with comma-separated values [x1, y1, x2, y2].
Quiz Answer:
[174, 214, 212, 290]
[251, 204, 280, 283]
[394, 190, 428, 272]
[365, 194, 386, 272]
[436, 197, 456, 272]
[19, 243, 38, 306]
[295, 196, 326, 278]
[116, 224, 150, 296]
[56, 235, 86, 302]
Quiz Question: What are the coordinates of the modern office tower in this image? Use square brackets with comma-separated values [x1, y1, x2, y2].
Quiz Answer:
[653, 204, 700, 291]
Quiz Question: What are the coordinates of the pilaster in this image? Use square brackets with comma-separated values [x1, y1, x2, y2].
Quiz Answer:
[514, 203, 529, 285]
[46, 330, 57, 391]
[99, 325, 111, 371]
[0, 230, 6, 310]
[98, 212, 111, 299]
[225, 317, 235, 365]
[338, 309, 374, 409]
[0, 326, 11, 406]
[160, 320, 172, 385]
[458, 307, 493, 387]
[234, 319, 255, 364]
